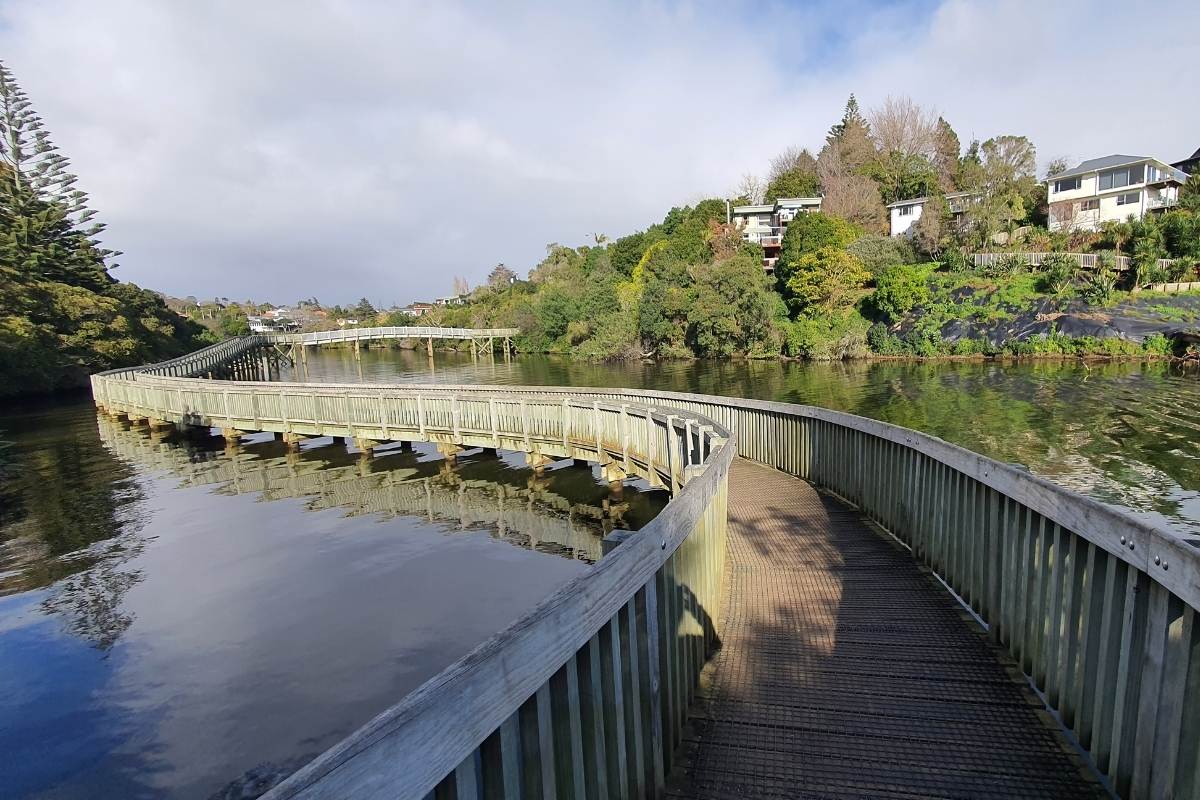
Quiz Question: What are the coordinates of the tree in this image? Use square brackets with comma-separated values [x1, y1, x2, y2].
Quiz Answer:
[1180, 172, 1200, 213]
[765, 147, 820, 201]
[782, 247, 870, 316]
[0, 59, 203, 396]
[776, 213, 863, 310]
[865, 96, 940, 203]
[452, 276, 470, 295]
[868, 96, 938, 161]
[911, 193, 949, 257]
[487, 263, 517, 288]
[686, 254, 779, 356]
[816, 144, 887, 232]
[933, 117, 961, 191]
[823, 94, 876, 173]
[734, 174, 766, 205]
[354, 297, 376, 317]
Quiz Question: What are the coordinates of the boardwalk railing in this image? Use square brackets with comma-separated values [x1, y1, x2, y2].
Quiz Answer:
[91, 367, 732, 799]
[272, 326, 521, 345]
[91, 344, 1200, 797]
[458, 385, 1195, 799]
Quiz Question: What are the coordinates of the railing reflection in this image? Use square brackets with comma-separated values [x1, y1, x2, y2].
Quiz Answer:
[97, 415, 664, 564]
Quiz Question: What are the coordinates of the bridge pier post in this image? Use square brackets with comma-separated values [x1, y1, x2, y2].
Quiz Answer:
[525, 452, 552, 475]
[426, 337, 434, 358]
[283, 432, 308, 449]
[220, 428, 244, 443]
[436, 443, 462, 464]
[354, 437, 383, 453]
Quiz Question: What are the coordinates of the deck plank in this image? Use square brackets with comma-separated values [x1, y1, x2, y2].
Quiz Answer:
[667, 459, 1104, 800]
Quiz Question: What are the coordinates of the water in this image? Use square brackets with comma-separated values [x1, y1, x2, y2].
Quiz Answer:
[0, 398, 664, 799]
[3, 353, 1198, 798]
[289, 347, 1200, 538]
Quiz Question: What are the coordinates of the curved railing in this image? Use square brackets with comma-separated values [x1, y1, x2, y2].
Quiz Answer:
[91, 367, 733, 799]
[367, 384, 1193, 800]
[271, 326, 520, 345]
[91, 349, 1200, 798]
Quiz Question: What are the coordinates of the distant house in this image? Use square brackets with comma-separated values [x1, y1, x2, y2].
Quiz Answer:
[247, 316, 299, 333]
[730, 197, 822, 271]
[887, 191, 977, 238]
[336, 318, 360, 327]
[1173, 147, 1200, 176]
[1047, 155, 1187, 232]
[405, 302, 434, 317]
[435, 295, 466, 306]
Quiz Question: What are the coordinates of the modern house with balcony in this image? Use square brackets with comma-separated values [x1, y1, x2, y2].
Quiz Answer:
[730, 197, 822, 271]
[886, 191, 978, 238]
[1172, 146, 1200, 176]
[1047, 155, 1187, 232]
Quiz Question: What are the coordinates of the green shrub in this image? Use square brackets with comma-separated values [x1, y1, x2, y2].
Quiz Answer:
[871, 264, 931, 322]
[783, 312, 870, 360]
[847, 235, 916, 277]
[983, 252, 1027, 278]
[866, 322, 904, 355]
[1037, 252, 1078, 296]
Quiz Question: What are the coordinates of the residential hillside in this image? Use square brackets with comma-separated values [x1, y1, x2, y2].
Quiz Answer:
[416, 97, 1200, 361]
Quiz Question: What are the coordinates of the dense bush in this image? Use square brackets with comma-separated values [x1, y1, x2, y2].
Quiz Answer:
[871, 264, 931, 322]
[846, 234, 916, 277]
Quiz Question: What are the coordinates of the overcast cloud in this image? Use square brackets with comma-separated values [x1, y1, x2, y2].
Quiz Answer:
[1, 0, 1196, 305]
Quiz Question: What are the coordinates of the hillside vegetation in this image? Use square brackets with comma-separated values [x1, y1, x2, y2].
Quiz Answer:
[0, 62, 204, 398]
[423, 96, 1200, 361]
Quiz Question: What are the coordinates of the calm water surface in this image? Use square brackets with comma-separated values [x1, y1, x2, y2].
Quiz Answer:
[3, 352, 1198, 798]
[0, 398, 664, 799]
[291, 348, 1200, 538]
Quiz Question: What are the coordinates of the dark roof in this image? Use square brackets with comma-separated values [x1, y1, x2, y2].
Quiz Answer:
[1050, 154, 1188, 183]
[1051, 155, 1149, 180]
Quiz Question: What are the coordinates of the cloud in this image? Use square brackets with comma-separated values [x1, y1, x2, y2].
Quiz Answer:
[1, 0, 1196, 304]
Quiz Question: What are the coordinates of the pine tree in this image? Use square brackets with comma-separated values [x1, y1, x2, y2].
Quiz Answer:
[0, 60, 202, 396]
[822, 94, 876, 174]
[0, 60, 119, 289]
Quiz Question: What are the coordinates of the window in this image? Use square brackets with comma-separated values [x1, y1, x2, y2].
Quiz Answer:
[1099, 164, 1145, 191]
[1116, 192, 1140, 206]
[898, 205, 913, 216]
[1054, 177, 1081, 193]
[1081, 199, 1099, 211]
[1147, 165, 1162, 182]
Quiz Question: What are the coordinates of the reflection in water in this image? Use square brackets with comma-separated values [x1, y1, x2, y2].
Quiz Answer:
[0, 398, 665, 799]
[94, 414, 665, 564]
[288, 349, 1200, 537]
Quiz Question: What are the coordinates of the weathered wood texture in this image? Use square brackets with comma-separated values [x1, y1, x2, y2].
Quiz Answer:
[668, 458, 1103, 798]
[91, 347, 1200, 798]
[91, 363, 732, 799]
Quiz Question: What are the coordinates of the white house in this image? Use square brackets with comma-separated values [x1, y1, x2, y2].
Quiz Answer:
[730, 197, 822, 271]
[887, 191, 977, 237]
[1047, 155, 1187, 232]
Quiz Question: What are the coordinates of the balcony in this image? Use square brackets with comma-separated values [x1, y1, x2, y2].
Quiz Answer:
[1146, 193, 1178, 210]
[759, 235, 782, 248]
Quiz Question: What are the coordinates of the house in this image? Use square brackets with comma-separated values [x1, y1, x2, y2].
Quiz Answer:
[887, 191, 978, 238]
[1173, 147, 1200, 176]
[246, 315, 300, 333]
[730, 197, 822, 271]
[435, 295, 466, 306]
[1047, 155, 1187, 232]
[404, 302, 434, 317]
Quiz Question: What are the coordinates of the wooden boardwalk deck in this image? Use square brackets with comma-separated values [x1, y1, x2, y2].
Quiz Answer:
[667, 459, 1106, 799]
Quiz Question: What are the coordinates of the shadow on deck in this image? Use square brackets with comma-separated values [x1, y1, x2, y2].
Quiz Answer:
[667, 458, 1105, 799]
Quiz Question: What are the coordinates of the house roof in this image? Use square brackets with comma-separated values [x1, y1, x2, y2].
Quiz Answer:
[731, 204, 774, 214]
[1050, 154, 1187, 183]
[886, 197, 928, 209]
[775, 197, 822, 207]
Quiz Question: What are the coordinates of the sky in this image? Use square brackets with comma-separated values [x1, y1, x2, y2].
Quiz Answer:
[1, 0, 1197, 307]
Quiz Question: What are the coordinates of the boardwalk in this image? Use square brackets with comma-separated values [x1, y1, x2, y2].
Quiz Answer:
[668, 459, 1104, 799]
